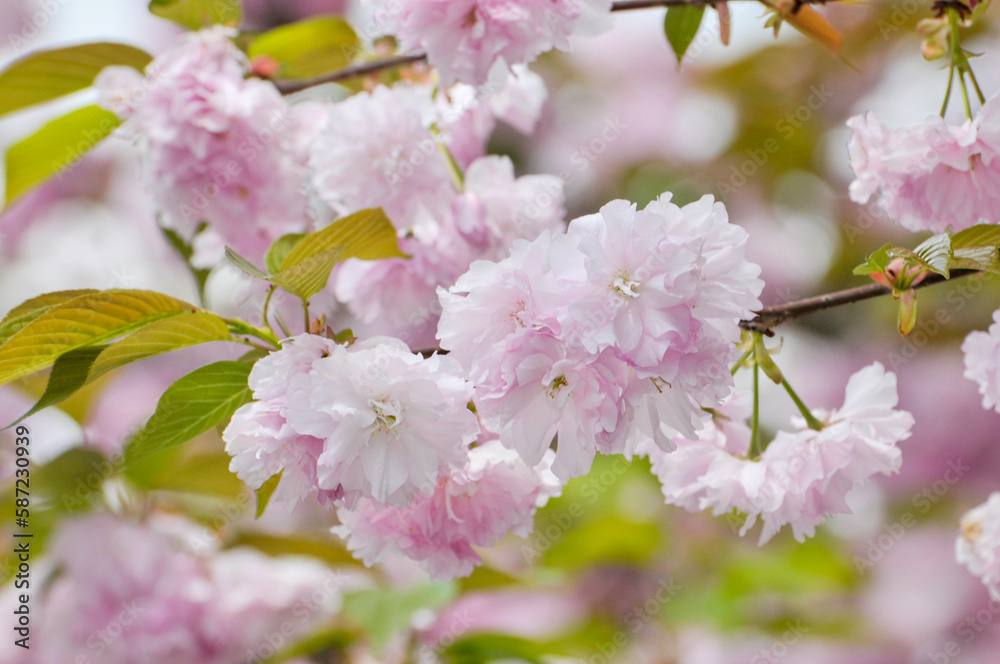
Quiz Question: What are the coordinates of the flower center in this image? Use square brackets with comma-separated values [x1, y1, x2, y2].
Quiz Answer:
[611, 269, 640, 299]
[545, 374, 568, 399]
[369, 396, 403, 437]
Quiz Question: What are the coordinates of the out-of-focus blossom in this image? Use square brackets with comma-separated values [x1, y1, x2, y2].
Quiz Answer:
[452, 155, 565, 260]
[8, 513, 338, 664]
[97, 27, 317, 266]
[957, 493, 1000, 600]
[443, 64, 548, 167]
[962, 308, 1000, 413]
[645, 363, 914, 544]
[846, 95, 1000, 233]
[439, 194, 761, 479]
[365, 0, 613, 85]
[333, 439, 560, 580]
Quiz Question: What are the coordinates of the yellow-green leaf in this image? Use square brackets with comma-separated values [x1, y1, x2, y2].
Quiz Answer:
[88, 312, 234, 378]
[0, 290, 197, 386]
[0, 42, 151, 118]
[269, 246, 344, 300]
[280, 208, 405, 270]
[5, 105, 120, 204]
[264, 233, 305, 275]
[148, 0, 242, 29]
[255, 470, 282, 519]
[0, 289, 99, 346]
[247, 16, 360, 80]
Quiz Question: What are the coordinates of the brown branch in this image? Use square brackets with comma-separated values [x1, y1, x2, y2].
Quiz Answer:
[740, 269, 980, 336]
[275, 0, 733, 95]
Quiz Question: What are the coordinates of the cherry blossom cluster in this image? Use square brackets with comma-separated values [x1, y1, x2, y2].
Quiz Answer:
[0, 513, 338, 664]
[312, 78, 561, 346]
[96, 27, 320, 267]
[846, 92, 1000, 233]
[364, 0, 614, 85]
[643, 363, 915, 543]
[438, 194, 764, 480]
[224, 335, 559, 579]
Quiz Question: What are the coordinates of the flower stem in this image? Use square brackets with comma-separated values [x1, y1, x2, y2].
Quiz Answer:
[261, 285, 277, 336]
[941, 63, 955, 117]
[749, 362, 762, 459]
[781, 377, 825, 431]
[731, 348, 752, 376]
[302, 299, 311, 334]
[967, 64, 987, 105]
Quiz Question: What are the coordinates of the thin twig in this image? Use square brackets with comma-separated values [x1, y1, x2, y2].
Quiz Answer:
[740, 269, 979, 336]
[274, 0, 827, 94]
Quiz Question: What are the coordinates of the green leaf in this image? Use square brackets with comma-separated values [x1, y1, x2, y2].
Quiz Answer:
[13, 345, 107, 425]
[0, 290, 198, 386]
[852, 243, 893, 276]
[161, 225, 212, 299]
[247, 16, 360, 80]
[148, 0, 242, 29]
[224, 246, 270, 280]
[5, 105, 121, 204]
[124, 360, 253, 466]
[264, 233, 305, 275]
[0, 290, 99, 346]
[952, 246, 1000, 274]
[280, 208, 405, 270]
[255, 471, 282, 519]
[912, 232, 952, 278]
[343, 583, 457, 654]
[952, 224, 1000, 250]
[441, 634, 558, 664]
[664, 5, 706, 65]
[0, 42, 151, 118]
[269, 246, 344, 300]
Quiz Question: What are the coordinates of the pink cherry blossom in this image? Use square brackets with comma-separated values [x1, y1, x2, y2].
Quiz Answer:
[285, 336, 479, 507]
[962, 308, 1000, 413]
[224, 333, 342, 508]
[443, 64, 548, 167]
[333, 438, 561, 580]
[439, 194, 761, 477]
[846, 95, 1000, 233]
[366, 0, 613, 86]
[97, 27, 317, 266]
[309, 83, 453, 231]
[956, 492, 1000, 600]
[330, 154, 565, 348]
[645, 363, 913, 544]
